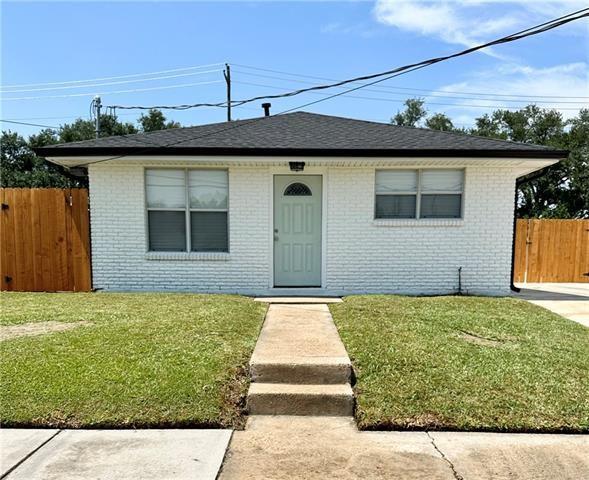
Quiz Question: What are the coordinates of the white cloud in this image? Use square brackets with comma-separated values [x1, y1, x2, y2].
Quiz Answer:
[428, 61, 589, 124]
[373, 0, 586, 49]
[320, 21, 380, 38]
[370, 1, 587, 125]
[374, 1, 471, 46]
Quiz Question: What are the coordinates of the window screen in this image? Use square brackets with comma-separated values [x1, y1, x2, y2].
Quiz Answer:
[420, 169, 463, 218]
[189, 170, 228, 209]
[420, 194, 462, 218]
[375, 170, 417, 219]
[146, 169, 186, 208]
[421, 170, 463, 193]
[375, 195, 417, 219]
[190, 212, 228, 252]
[148, 211, 186, 251]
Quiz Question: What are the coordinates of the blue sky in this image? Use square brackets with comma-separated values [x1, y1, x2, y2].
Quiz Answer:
[1, 1, 587, 137]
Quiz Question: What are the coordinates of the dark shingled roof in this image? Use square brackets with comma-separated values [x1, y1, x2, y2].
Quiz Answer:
[35, 112, 566, 159]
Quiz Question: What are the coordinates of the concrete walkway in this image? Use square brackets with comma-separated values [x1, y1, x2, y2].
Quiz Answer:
[246, 303, 353, 416]
[514, 282, 589, 327]
[219, 416, 589, 480]
[0, 429, 231, 480]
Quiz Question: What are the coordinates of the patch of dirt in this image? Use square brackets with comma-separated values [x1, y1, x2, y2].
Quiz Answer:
[0, 321, 93, 341]
[457, 330, 518, 347]
[219, 364, 251, 430]
[457, 330, 513, 348]
[363, 413, 447, 430]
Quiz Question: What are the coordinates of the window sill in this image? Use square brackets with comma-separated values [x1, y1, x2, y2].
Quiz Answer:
[145, 252, 230, 261]
[373, 218, 464, 227]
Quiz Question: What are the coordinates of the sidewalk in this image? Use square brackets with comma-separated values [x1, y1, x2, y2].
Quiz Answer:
[0, 429, 231, 480]
[2, 425, 587, 480]
[219, 416, 589, 480]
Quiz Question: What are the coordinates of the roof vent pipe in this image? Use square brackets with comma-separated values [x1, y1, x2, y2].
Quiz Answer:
[262, 103, 271, 117]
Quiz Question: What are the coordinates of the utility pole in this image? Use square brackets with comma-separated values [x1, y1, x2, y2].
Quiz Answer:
[93, 95, 102, 138]
[223, 64, 231, 122]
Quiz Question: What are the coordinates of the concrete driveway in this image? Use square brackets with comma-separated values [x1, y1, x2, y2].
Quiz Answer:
[514, 283, 589, 327]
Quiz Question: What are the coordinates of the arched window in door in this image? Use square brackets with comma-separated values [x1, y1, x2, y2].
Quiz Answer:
[284, 182, 312, 196]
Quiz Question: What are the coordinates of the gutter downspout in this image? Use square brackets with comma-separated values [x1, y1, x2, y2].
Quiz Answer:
[510, 182, 521, 293]
[510, 165, 555, 292]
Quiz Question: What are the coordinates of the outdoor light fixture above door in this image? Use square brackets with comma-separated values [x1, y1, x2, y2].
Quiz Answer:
[289, 162, 305, 172]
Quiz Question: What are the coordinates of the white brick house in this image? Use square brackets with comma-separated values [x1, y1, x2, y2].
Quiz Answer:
[38, 112, 565, 296]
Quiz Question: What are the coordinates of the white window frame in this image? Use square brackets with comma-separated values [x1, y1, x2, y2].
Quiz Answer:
[375, 168, 464, 220]
[145, 168, 229, 252]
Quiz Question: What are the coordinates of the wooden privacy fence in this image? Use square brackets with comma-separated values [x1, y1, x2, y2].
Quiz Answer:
[0, 188, 91, 292]
[514, 219, 589, 283]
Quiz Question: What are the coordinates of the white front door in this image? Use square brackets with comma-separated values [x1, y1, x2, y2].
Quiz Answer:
[273, 175, 322, 287]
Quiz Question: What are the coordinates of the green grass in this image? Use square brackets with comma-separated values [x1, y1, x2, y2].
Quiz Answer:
[330, 295, 589, 433]
[0, 292, 266, 428]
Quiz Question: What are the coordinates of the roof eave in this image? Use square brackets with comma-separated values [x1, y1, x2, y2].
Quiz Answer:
[34, 146, 569, 159]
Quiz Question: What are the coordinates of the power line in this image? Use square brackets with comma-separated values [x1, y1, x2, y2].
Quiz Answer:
[111, 100, 226, 111]
[273, 9, 589, 116]
[234, 8, 589, 110]
[232, 70, 587, 104]
[1, 103, 258, 124]
[107, 7, 588, 112]
[2, 80, 223, 101]
[1, 62, 225, 89]
[2, 112, 139, 121]
[233, 80, 586, 111]
[0, 69, 221, 94]
[233, 64, 589, 100]
[52, 8, 586, 168]
[0, 119, 59, 129]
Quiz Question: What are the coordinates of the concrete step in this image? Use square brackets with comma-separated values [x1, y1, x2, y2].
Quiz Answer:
[250, 360, 351, 384]
[247, 383, 354, 416]
[254, 297, 343, 304]
[249, 304, 353, 386]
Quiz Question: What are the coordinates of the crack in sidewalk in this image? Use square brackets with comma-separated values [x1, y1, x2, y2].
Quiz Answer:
[1, 429, 63, 479]
[426, 431, 464, 480]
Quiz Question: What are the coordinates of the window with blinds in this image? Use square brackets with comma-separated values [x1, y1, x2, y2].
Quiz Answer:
[145, 169, 229, 252]
[375, 169, 464, 219]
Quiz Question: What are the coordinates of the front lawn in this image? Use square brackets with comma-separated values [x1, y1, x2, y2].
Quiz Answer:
[0, 292, 266, 428]
[330, 295, 589, 432]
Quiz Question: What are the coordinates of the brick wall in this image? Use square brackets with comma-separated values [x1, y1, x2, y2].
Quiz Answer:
[325, 167, 515, 295]
[89, 164, 271, 292]
[88, 162, 515, 295]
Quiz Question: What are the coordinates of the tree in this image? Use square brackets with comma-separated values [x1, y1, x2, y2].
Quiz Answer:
[557, 109, 588, 218]
[1, 110, 182, 188]
[139, 109, 181, 132]
[425, 113, 455, 131]
[392, 98, 427, 127]
[471, 105, 566, 145]
[59, 115, 137, 143]
[393, 99, 457, 132]
[470, 105, 587, 218]
[0, 131, 79, 187]
[1, 114, 139, 188]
